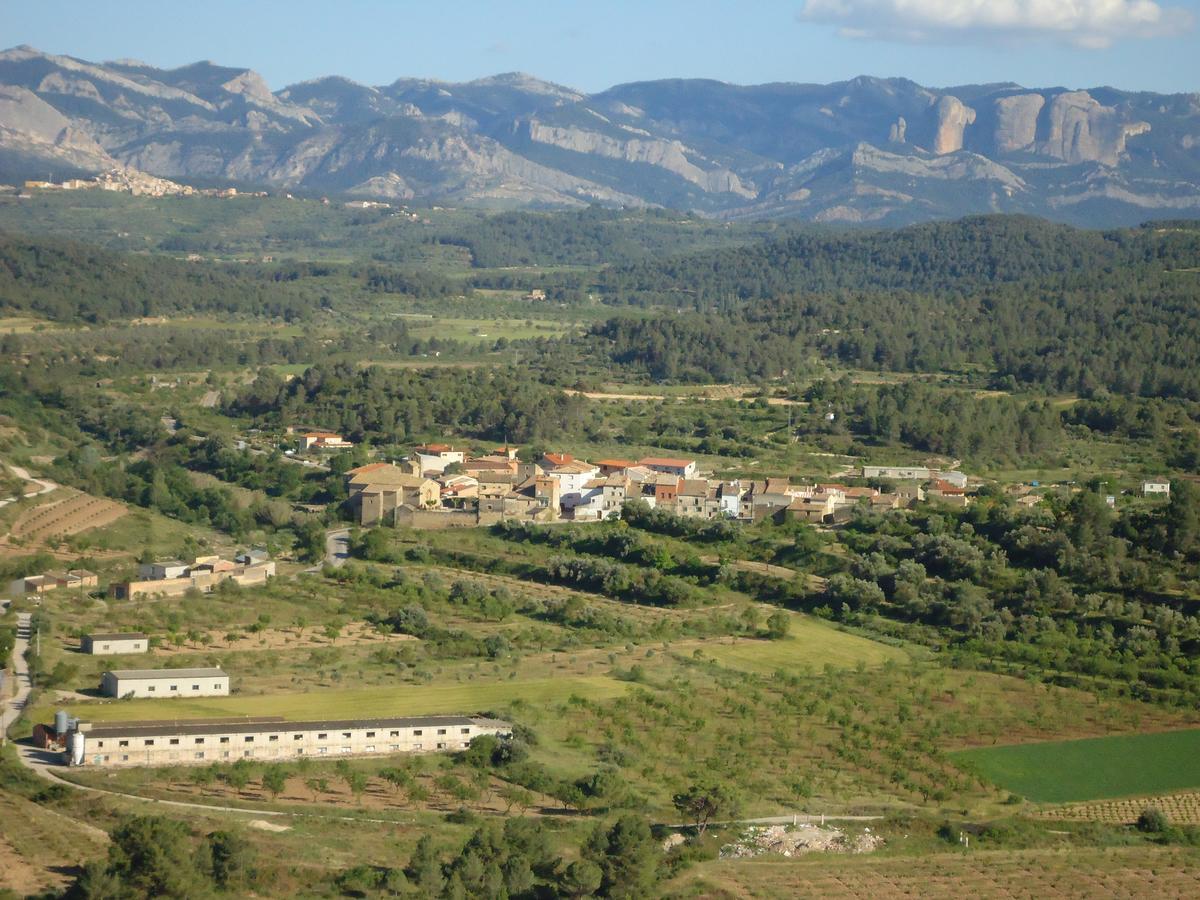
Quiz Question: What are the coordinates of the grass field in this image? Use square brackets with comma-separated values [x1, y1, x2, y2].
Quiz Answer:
[699, 612, 908, 673]
[67, 676, 629, 723]
[953, 729, 1200, 803]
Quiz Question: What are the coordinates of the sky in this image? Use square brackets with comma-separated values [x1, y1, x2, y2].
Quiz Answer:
[2, 0, 1197, 94]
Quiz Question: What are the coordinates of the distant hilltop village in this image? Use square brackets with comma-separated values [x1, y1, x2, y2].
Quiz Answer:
[19, 167, 261, 199]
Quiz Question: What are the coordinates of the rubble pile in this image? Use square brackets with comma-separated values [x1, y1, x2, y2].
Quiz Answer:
[719, 823, 884, 859]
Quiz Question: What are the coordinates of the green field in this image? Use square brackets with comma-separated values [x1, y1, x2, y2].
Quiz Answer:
[953, 729, 1200, 802]
[68, 676, 628, 724]
[701, 612, 908, 673]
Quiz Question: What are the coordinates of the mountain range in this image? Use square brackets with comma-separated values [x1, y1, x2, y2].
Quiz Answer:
[1, 45, 1198, 226]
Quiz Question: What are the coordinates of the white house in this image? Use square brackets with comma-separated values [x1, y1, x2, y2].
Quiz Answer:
[544, 459, 601, 509]
[414, 444, 466, 476]
[138, 561, 189, 581]
[1142, 480, 1171, 497]
[638, 457, 698, 479]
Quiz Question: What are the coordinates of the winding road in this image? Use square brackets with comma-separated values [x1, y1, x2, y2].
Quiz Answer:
[0, 464, 57, 511]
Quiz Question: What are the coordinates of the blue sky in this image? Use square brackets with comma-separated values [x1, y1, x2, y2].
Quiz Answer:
[2, 0, 1197, 93]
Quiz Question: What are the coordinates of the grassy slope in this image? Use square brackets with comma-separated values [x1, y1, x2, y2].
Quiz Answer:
[67, 677, 628, 723]
[952, 729, 1200, 802]
[700, 612, 908, 674]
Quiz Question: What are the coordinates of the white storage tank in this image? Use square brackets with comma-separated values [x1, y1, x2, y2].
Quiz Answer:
[68, 730, 85, 766]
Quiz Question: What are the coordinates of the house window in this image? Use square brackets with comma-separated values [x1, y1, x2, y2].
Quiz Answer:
[437, 729, 447, 735]
[147, 686, 155, 692]
[195, 752, 205, 759]
[222, 751, 230, 758]
[195, 738, 205, 745]
[169, 738, 179, 745]
[460, 728, 470, 735]
[192, 684, 200, 691]
[243, 750, 252, 757]
[244, 736, 254, 743]
[318, 748, 328, 755]
[413, 743, 422, 750]
[365, 745, 375, 753]
[293, 734, 303, 741]
[97, 741, 104, 748]
[365, 731, 375, 738]
[121, 754, 129, 761]
[119, 740, 129, 747]
[102, 644, 110, 651]
[268, 735, 279, 742]
[413, 729, 422, 736]
[318, 733, 328, 740]
[339, 747, 351, 754]
[168, 684, 178, 692]
[220, 737, 230, 744]
[389, 744, 400, 751]
[437, 742, 447, 749]
[342, 732, 352, 738]
[389, 730, 400, 737]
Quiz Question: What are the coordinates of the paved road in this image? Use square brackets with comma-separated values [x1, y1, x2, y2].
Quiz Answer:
[1, 612, 33, 741]
[303, 528, 350, 574]
[324, 529, 350, 568]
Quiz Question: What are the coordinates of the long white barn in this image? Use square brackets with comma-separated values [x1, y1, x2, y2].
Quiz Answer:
[67, 714, 511, 768]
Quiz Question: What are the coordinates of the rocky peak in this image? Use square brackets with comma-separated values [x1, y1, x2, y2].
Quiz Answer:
[930, 95, 976, 155]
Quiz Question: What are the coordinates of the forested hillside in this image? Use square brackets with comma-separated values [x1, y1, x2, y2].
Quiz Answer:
[0, 232, 463, 323]
[577, 217, 1200, 398]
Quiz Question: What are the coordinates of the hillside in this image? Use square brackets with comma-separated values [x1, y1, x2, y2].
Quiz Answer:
[1, 46, 1198, 225]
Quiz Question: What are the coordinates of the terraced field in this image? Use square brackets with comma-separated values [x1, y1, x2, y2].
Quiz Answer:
[679, 847, 1200, 898]
[1039, 792, 1200, 826]
[10, 492, 127, 540]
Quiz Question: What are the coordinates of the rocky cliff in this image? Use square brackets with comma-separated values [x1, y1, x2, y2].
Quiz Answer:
[0, 45, 1195, 225]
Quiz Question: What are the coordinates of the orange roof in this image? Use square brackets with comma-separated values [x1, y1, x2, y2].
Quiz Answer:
[595, 459, 635, 469]
[931, 479, 966, 494]
[416, 443, 457, 453]
[304, 432, 341, 439]
[543, 452, 574, 466]
[347, 462, 390, 474]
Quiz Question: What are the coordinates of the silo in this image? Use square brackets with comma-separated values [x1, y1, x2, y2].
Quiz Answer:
[68, 730, 85, 766]
[54, 709, 68, 736]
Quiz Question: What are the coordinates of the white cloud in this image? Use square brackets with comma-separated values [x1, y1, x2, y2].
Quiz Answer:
[798, 0, 1193, 48]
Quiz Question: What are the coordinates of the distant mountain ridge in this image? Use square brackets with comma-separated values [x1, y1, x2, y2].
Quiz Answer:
[1, 45, 1198, 226]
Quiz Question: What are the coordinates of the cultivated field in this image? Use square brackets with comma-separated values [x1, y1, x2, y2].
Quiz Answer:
[675, 846, 1200, 898]
[1039, 792, 1200, 826]
[9, 491, 127, 540]
[67, 677, 629, 723]
[953, 729, 1200, 803]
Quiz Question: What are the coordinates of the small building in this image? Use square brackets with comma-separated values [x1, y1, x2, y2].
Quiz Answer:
[638, 457, 698, 479]
[234, 548, 269, 566]
[862, 465, 932, 481]
[414, 444, 466, 476]
[299, 432, 353, 452]
[82, 633, 148, 655]
[595, 459, 635, 476]
[101, 667, 229, 699]
[1142, 480, 1171, 497]
[139, 560, 189, 581]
